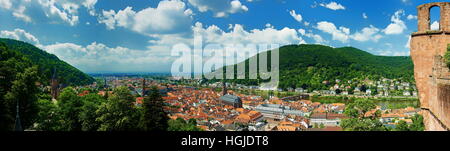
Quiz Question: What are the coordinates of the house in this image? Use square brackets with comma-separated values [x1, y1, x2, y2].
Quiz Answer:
[403, 91, 411, 96]
[310, 113, 347, 127]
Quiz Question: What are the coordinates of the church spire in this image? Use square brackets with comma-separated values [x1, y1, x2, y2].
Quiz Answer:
[14, 101, 22, 131]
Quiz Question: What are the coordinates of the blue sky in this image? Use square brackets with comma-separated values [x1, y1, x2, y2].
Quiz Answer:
[0, 0, 446, 73]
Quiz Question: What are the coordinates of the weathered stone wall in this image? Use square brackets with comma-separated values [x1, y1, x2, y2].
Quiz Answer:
[410, 2, 450, 131]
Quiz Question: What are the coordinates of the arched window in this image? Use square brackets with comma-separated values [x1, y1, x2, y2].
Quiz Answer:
[430, 6, 441, 30]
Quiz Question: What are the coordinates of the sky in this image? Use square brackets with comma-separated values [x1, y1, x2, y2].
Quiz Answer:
[0, 0, 446, 73]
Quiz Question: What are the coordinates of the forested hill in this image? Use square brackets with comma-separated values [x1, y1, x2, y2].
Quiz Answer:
[0, 38, 94, 86]
[211, 44, 414, 91]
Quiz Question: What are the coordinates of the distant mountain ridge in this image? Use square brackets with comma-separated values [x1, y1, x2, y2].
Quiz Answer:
[0, 38, 94, 86]
[209, 44, 414, 91]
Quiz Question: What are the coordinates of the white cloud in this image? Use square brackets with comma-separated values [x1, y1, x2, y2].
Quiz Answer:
[1, 0, 97, 25]
[0, 0, 12, 10]
[319, 2, 345, 10]
[289, 10, 302, 22]
[407, 14, 417, 20]
[42, 42, 174, 73]
[350, 25, 382, 42]
[191, 22, 305, 46]
[13, 5, 32, 23]
[36, 0, 80, 26]
[82, 0, 97, 16]
[383, 10, 407, 35]
[298, 28, 326, 44]
[405, 36, 411, 48]
[431, 21, 439, 30]
[188, 0, 248, 17]
[377, 49, 410, 56]
[98, 0, 193, 35]
[316, 21, 350, 43]
[0, 28, 40, 45]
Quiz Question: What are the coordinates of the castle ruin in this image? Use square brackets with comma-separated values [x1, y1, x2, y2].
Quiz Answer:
[410, 2, 450, 131]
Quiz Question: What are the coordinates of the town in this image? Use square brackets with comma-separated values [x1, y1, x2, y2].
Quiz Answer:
[69, 75, 422, 131]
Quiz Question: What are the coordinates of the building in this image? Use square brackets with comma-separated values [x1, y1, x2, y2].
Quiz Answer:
[410, 2, 450, 130]
[219, 94, 243, 108]
[255, 104, 307, 119]
[310, 113, 347, 127]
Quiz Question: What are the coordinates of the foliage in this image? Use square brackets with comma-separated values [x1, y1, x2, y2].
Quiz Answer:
[96, 86, 140, 131]
[79, 94, 105, 131]
[140, 86, 169, 131]
[0, 43, 40, 130]
[4, 67, 40, 130]
[409, 114, 425, 131]
[35, 99, 61, 131]
[341, 99, 387, 131]
[57, 87, 83, 131]
[168, 118, 202, 131]
[0, 38, 94, 86]
[394, 120, 410, 131]
[209, 44, 414, 91]
[445, 45, 450, 68]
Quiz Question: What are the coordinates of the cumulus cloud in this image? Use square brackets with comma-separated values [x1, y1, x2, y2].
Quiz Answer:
[407, 14, 417, 20]
[192, 22, 305, 46]
[0, 28, 40, 45]
[298, 29, 326, 44]
[42, 42, 174, 73]
[316, 21, 350, 43]
[13, 5, 32, 23]
[319, 2, 345, 10]
[431, 21, 439, 30]
[98, 0, 193, 35]
[0, 0, 12, 10]
[82, 0, 98, 16]
[1, 0, 97, 25]
[350, 25, 382, 42]
[289, 10, 302, 22]
[188, 0, 248, 17]
[383, 10, 407, 35]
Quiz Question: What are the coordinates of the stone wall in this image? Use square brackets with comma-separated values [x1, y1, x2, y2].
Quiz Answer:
[410, 2, 450, 131]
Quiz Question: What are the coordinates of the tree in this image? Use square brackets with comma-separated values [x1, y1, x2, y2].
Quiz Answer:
[57, 87, 83, 131]
[79, 94, 105, 131]
[168, 118, 202, 131]
[140, 86, 169, 131]
[394, 120, 410, 131]
[35, 98, 61, 131]
[409, 114, 425, 131]
[96, 86, 139, 131]
[340, 99, 387, 131]
[3, 66, 40, 130]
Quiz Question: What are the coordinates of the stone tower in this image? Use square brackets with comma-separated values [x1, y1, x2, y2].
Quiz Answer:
[51, 68, 59, 100]
[410, 2, 450, 131]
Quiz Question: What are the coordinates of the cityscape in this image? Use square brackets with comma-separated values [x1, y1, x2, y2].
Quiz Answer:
[0, 0, 449, 135]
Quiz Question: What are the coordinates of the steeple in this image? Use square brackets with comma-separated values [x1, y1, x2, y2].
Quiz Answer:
[142, 78, 146, 97]
[14, 101, 22, 131]
[222, 80, 227, 96]
[51, 68, 59, 100]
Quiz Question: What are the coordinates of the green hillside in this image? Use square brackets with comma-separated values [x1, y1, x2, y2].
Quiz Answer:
[0, 38, 94, 86]
[209, 44, 414, 91]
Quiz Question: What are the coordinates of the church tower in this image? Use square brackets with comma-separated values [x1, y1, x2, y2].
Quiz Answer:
[51, 68, 59, 100]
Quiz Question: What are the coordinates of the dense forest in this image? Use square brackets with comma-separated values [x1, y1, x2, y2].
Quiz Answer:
[0, 38, 94, 86]
[208, 44, 414, 91]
